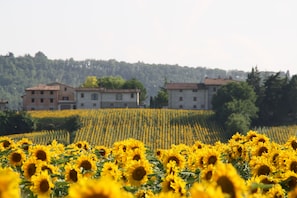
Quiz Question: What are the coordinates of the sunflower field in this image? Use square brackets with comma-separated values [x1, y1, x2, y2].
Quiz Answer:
[2, 130, 297, 197]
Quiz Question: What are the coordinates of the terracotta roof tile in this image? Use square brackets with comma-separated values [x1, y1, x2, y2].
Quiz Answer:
[165, 83, 201, 90]
[204, 78, 236, 85]
[26, 84, 60, 91]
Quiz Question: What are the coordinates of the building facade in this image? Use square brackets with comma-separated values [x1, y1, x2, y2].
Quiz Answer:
[76, 88, 140, 109]
[166, 78, 235, 110]
[22, 83, 76, 110]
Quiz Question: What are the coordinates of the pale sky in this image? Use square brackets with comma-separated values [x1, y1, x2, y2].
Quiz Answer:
[1, 0, 297, 75]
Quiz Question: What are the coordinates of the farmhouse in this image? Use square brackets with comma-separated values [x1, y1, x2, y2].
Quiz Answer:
[166, 77, 235, 110]
[22, 82, 76, 110]
[76, 87, 140, 109]
[22, 83, 140, 110]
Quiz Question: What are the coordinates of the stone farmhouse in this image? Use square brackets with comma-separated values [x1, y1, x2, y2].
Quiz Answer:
[22, 83, 140, 110]
[165, 77, 235, 110]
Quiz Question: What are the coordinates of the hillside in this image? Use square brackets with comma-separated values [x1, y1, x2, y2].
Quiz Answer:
[0, 52, 279, 109]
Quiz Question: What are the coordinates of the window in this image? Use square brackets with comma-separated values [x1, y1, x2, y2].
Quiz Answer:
[50, 91, 54, 95]
[31, 91, 35, 94]
[213, 87, 217, 92]
[110, 103, 114, 107]
[192, 89, 198, 92]
[80, 103, 84, 107]
[201, 104, 205, 109]
[62, 96, 69, 100]
[93, 103, 96, 107]
[116, 94, 123, 100]
[40, 91, 44, 94]
[91, 93, 98, 100]
[179, 105, 183, 108]
[40, 98, 44, 103]
[179, 89, 183, 92]
[193, 97, 197, 101]
[64, 87, 67, 91]
[50, 98, 54, 103]
[179, 97, 183, 101]
[81, 93, 84, 98]
[31, 98, 35, 103]
[131, 93, 134, 98]
[193, 105, 197, 109]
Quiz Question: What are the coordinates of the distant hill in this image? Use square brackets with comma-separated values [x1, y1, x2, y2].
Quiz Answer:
[0, 52, 283, 109]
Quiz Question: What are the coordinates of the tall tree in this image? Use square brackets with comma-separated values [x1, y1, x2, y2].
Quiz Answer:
[81, 76, 98, 88]
[212, 82, 258, 135]
[98, 76, 125, 89]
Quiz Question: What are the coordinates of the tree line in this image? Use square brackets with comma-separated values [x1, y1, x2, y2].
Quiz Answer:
[212, 67, 297, 136]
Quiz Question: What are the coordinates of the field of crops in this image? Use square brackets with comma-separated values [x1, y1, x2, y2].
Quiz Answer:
[5, 109, 296, 149]
[2, 109, 297, 197]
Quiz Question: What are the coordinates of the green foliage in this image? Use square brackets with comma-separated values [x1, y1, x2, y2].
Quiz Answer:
[122, 78, 147, 104]
[35, 115, 82, 133]
[81, 76, 99, 88]
[225, 113, 250, 136]
[0, 110, 36, 135]
[0, 52, 247, 109]
[98, 76, 125, 89]
[150, 79, 168, 108]
[212, 82, 258, 135]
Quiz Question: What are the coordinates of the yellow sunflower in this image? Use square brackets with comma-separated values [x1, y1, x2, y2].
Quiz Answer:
[30, 171, 54, 198]
[134, 189, 155, 198]
[264, 184, 285, 198]
[0, 136, 14, 150]
[162, 149, 186, 170]
[189, 182, 225, 198]
[125, 160, 153, 186]
[94, 145, 111, 158]
[166, 160, 181, 176]
[200, 164, 216, 182]
[288, 186, 297, 198]
[229, 132, 245, 144]
[161, 174, 187, 196]
[0, 167, 21, 198]
[101, 161, 122, 181]
[8, 148, 26, 167]
[202, 147, 221, 167]
[75, 140, 90, 151]
[187, 149, 206, 170]
[16, 137, 32, 151]
[245, 130, 260, 142]
[75, 154, 97, 177]
[30, 145, 52, 162]
[22, 157, 41, 180]
[285, 136, 297, 151]
[284, 155, 297, 173]
[65, 163, 82, 183]
[212, 163, 246, 198]
[249, 156, 275, 177]
[68, 177, 133, 198]
[250, 142, 271, 157]
[48, 139, 65, 156]
[191, 140, 205, 152]
[280, 171, 297, 191]
[127, 148, 146, 162]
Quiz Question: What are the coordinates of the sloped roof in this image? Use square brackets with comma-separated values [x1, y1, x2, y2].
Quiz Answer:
[25, 84, 60, 91]
[165, 83, 202, 90]
[103, 89, 140, 93]
[204, 78, 236, 86]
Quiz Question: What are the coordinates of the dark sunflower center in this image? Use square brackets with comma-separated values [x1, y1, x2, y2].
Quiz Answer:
[167, 179, 175, 191]
[69, 169, 78, 182]
[22, 143, 29, 151]
[42, 166, 53, 174]
[36, 150, 47, 161]
[3, 140, 11, 148]
[217, 176, 236, 198]
[207, 155, 217, 165]
[133, 154, 141, 161]
[12, 152, 22, 162]
[99, 149, 106, 156]
[290, 161, 297, 173]
[257, 147, 268, 156]
[156, 151, 161, 156]
[168, 156, 180, 165]
[205, 170, 213, 180]
[291, 141, 297, 150]
[200, 157, 204, 166]
[258, 138, 266, 143]
[257, 165, 270, 176]
[249, 135, 257, 141]
[28, 163, 37, 177]
[80, 160, 92, 170]
[77, 143, 82, 148]
[85, 194, 109, 198]
[237, 146, 242, 154]
[287, 176, 297, 190]
[272, 154, 279, 164]
[132, 166, 146, 181]
[39, 179, 50, 193]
